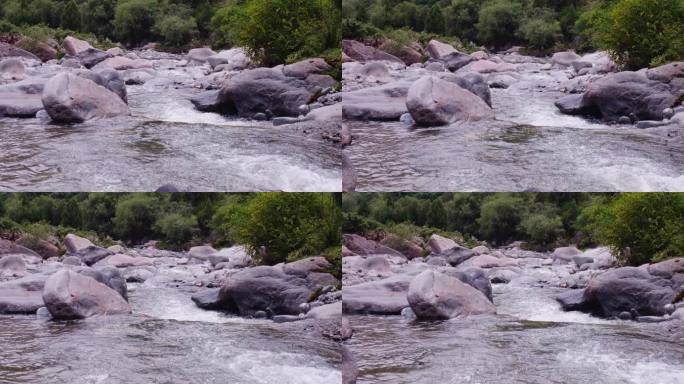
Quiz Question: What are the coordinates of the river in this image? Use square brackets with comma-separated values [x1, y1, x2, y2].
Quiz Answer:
[346, 64, 684, 192]
[0, 284, 341, 384]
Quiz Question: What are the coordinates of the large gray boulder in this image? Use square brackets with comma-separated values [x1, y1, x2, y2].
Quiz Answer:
[428, 234, 459, 254]
[426, 40, 457, 59]
[218, 264, 329, 316]
[208, 68, 322, 118]
[342, 80, 412, 121]
[62, 36, 93, 56]
[188, 245, 217, 262]
[207, 48, 251, 70]
[0, 274, 48, 314]
[551, 51, 581, 67]
[407, 270, 495, 319]
[0, 255, 26, 277]
[437, 52, 475, 72]
[187, 47, 217, 65]
[283, 58, 332, 78]
[342, 274, 412, 315]
[342, 234, 403, 256]
[41, 72, 129, 123]
[406, 76, 494, 126]
[42, 269, 131, 320]
[70, 246, 113, 266]
[0, 77, 46, 118]
[441, 72, 492, 107]
[97, 69, 128, 103]
[76, 48, 111, 68]
[63, 233, 95, 253]
[342, 40, 404, 64]
[583, 267, 676, 317]
[208, 246, 252, 268]
[560, 70, 681, 122]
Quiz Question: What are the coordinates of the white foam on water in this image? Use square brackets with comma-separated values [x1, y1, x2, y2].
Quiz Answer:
[557, 343, 684, 384]
[583, 163, 684, 191]
[494, 286, 611, 325]
[223, 349, 341, 384]
[77, 374, 110, 384]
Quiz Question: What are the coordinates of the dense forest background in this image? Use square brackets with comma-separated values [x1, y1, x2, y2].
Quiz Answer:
[343, 193, 684, 266]
[0, 193, 341, 268]
[342, 0, 684, 69]
[0, 0, 341, 66]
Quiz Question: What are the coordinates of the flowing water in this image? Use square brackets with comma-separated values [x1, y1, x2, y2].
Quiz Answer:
[0, 285, 341, 384]
[347, 70, 684, 192]
[346, 270, 684, 384]
[0, 71, 340, 192]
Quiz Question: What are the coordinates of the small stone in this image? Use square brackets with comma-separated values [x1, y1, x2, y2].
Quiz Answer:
[663, 108, 675, 119]
[401, 307, 417, 320]
[664, 303, 675, 315]
[618, 311, 632, 320]
[400, 113, 415, 125]
[253, 113, 267, 121]
[298, 302, 310, 314]
[253, 310, 267, 319]
[298, 104, 310, 114]
[36, 306, 52, 320]
[617, 116, 632, 125]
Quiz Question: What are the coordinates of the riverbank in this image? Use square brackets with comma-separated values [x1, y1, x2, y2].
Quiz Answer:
[0, 37, 342, 191]
[341, 233, 684, 383]
[341, 39, 684, 192]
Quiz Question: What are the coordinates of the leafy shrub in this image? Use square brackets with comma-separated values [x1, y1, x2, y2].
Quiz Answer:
[154, 14, 198, 49]
[519, 213, 564, 246]
[60, 0, 81, 31]
[477, 0, 523, 49]
[212, 193, 341, 265]
[154, 212, 199, 246]
[476, 194, 526, 245]
[112, 194, 159, 243]
[113, 0, 158, 47]
[579, 0, 684, 69]
[518, 10, 561, 50]
[211, 0, 340, 66]
[585, 193, 684, 265]
[0, 20, 18, 35]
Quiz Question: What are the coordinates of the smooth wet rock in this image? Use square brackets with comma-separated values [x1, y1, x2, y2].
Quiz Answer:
[63, 234, 94, 253]
[552, 246, 581, 263]
[71, 246, 113, 266]
[0, 255, 26, 277]
[188, 245, 217, 262]
[438, 52, 475, 72]
[0, 78, 44, 117]
[406, 76, 493, 126]
[91, 56, 153, 71]
[426, 40, 457, 59]
[205, 48, 249, 70]
[187, 47, 217, 65]
[0, 42, 40, 61]
[95, 254, 154, 268]
[556, 289, 591, 311]
[94, 266, 128, 300]
[428, 234, 458, 254]
[191, 288, 224, 310]
[444, 267, 493, 301]
[215, 67, 321, 118]
[208, 246, 251, 268]
[343, 234, 403, 256]
[42, 73, 129, 123]
[581, 71, 679, 121]
[283, 58, 332, 79]
[342, 80, 411, 121]
[554, 94, 587, 115]
[76, 48, 111, 68]
[62, 36, 93, 56]
[342, 274, 413, 315]
[42, 270, 130, 320]
[218, 265, 321, 316]
[551, 51, 581, 67]
[438, 246, 477, 267]
[407, 270, 495, 319]
[583, 267, 676, 317]
[342, 40, 403, 64]
[306, 301, 341, 320]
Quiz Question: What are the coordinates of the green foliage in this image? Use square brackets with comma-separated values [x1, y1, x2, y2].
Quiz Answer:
[154, 213, 200, 246]
[519, 9, 562, 50]
[154, 14, 198, 49]
[211, 0, 341, 66]
[112, 194, 160, 243]
[477, 194, 526, 244]
[579, 193, 684, 265]
[578, 0, 684, 69]
[211, 193, 341, 266]
[519, 213, 564, 246]
[113, 0, 159, 47]
[423, 4, 444, 35]
[0, 20, 18, 34]
[60, 0, 81, 31]
[477, 0, 524, 49]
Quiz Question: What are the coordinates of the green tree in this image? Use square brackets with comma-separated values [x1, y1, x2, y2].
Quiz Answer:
[476, 194, 526, 244]
[423, 4, 445, 34]
[477, 0, 524, 49]
[113, 0, 158, 47]
[154, 212, 199, 245]
[112, 194, 159, 243]
[60, 0, 81, 31]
